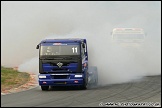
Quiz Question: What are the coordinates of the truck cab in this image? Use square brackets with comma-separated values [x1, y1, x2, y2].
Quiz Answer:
[36, 38, 88, 90]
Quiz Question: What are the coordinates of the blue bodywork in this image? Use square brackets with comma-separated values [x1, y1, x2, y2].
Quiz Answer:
[37, 38, 88, 89]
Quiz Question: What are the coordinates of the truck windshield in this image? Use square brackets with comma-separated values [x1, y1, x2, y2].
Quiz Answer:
[40, 43, 80, 56]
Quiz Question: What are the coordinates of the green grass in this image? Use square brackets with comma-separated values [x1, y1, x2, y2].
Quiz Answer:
[1, 66, 30, 91]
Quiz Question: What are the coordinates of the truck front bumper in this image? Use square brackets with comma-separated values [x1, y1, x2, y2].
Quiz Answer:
[38, 74, 84, 86]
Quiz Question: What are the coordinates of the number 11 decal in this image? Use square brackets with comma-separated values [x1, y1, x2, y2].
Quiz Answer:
[72, 47, 77, 53]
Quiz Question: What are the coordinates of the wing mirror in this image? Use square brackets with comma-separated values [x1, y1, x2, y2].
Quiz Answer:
[36, 44, 39, 49]
[82, 43, 85, 48]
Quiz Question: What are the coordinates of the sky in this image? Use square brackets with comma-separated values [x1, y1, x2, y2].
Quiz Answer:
[1, 1, 161, 85]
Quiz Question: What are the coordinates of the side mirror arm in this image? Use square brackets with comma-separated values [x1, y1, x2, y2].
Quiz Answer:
[36, 44, 39, 49]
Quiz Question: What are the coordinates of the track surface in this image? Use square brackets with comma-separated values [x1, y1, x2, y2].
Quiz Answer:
[1, 75, 161, 107]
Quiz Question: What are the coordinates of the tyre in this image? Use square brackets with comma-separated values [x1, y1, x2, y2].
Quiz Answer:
[80, 84, 87, 90]
[80, 80, 87, 90]
[41, 86, 49, 91]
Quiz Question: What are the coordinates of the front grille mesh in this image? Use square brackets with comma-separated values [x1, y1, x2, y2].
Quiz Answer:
[51, 75, 69, 79]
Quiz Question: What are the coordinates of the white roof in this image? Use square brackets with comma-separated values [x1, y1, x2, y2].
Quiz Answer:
[112, 28, 144, 34]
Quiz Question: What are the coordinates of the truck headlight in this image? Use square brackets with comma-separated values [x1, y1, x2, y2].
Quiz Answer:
[39, 76, 46, 78]
[75, 75, 82, 77]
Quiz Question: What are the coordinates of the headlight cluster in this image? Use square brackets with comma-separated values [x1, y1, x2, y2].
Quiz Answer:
[75, 75, 82, 77]
[39, 76, 46, 78]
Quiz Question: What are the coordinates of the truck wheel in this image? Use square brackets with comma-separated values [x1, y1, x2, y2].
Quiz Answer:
[41, 86, 49, 91]
[80, 81, 87, 90]
[80, 85, 87, 90]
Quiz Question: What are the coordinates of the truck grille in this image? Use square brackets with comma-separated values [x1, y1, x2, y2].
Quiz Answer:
[51, 75, 69, 79]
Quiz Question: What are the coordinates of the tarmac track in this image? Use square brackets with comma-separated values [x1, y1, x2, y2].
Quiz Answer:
[1, 75, 161, 107]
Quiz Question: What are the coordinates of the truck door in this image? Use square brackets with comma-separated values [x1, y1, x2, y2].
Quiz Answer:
[81, 42, 88, 85]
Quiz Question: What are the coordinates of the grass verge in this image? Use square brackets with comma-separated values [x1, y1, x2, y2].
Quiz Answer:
[1, 66, 30, 91]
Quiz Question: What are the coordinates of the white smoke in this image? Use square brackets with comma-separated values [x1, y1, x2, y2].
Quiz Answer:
[18, 57, 39, 74]
[2, 1, 161, 85]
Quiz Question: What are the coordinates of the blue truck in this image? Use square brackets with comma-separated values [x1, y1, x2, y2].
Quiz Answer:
[36, 38, 98, 91]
